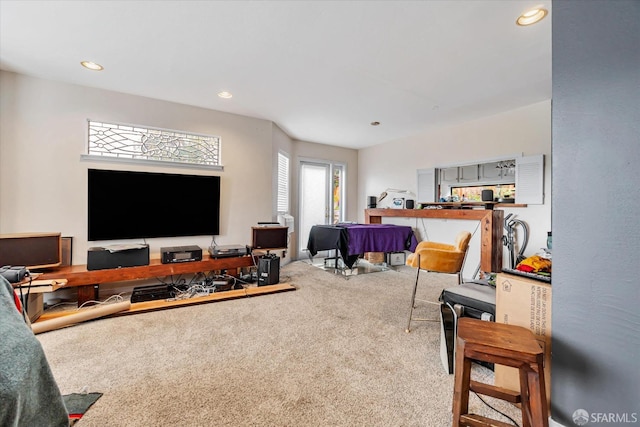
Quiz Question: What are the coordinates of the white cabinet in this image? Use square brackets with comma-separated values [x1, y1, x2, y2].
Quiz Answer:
[417, 168, 437, 203]
[515, 155, 544, 204]
[481, 162, 503, 181]
[459, 164, 479, 182]
[440, 167, 458, 183]
[479, 161, 516, 184]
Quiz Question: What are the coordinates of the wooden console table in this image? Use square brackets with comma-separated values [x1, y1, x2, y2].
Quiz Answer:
[365, 208, 503, 272]
[36, 254, 257, 306]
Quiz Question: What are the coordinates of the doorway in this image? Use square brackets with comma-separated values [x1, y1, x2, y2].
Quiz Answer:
[297, 159, 345, 260]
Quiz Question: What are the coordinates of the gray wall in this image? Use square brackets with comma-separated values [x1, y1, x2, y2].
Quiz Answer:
[552, 1, 640, 425]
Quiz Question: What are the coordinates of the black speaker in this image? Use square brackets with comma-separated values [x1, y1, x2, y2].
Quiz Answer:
[87, 245, 149, 271]
[405, 199, 415, 209]
[257, 255, 280, 286]
[367, 196, 377, 209]
[481, 189, 494, 202]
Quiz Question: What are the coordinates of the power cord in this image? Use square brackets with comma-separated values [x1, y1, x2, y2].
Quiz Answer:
[77, 294, 126, 310]
[17, 272, 33, 322]
[473, 391, 520, 427]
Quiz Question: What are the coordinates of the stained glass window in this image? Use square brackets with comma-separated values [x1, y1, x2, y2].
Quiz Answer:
[87, 120, 221, 168]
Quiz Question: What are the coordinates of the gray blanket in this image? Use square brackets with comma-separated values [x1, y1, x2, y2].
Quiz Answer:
[0, 276, 69, 427]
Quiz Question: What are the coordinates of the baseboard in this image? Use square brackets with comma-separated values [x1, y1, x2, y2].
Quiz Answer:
[549, 416, 567, 427]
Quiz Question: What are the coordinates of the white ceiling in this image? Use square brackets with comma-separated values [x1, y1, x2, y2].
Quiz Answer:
[0, 0, 551, 149]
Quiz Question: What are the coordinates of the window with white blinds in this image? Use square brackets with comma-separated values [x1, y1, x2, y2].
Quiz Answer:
[277, 152, 290, 213]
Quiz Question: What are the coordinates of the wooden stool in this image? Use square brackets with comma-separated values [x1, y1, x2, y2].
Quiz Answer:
[452, 317, 549, 427]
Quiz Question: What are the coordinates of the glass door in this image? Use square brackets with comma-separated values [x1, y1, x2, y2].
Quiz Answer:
[298, 160, 345, 260]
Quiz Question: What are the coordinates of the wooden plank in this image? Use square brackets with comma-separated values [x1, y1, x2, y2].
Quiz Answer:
[469, 380, 521, 403]
[36, 254, 255, 287]
[126, 283, 295, 314]
[460, 414, 517, 427]
[13, 279, 67, 294]
[34, 283, 296, 322]
[366, 208, 490, 220]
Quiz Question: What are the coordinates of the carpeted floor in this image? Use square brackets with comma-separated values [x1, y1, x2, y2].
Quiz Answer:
[37, 260, 521, 426]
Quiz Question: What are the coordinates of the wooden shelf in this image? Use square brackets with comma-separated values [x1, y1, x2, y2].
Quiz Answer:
[418, 202, 527, 209]
[36, 254, 256, 306]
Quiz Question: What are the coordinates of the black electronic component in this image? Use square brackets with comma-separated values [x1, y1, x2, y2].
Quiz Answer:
[0, 265, 28, 283]
[208, 245, 250, 258]
[87, 245, 149, 271]
[131, 284, 174, 303]
[161, 245, 203, 264]
[257, 254, 280, 286]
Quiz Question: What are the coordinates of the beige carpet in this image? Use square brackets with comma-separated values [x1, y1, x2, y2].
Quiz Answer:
[37, 260, 521, 426]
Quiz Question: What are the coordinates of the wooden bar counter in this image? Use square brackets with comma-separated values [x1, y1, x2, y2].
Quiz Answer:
[365, 208, 503, 273]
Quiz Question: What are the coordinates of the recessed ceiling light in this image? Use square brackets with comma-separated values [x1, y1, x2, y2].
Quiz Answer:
[80, 61, 103, 71]
[370, 121, 380, 126]
[218, 91, 233, 99]
[516, 7, 548, 26]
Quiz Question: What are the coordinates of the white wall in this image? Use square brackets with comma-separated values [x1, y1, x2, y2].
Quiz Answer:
[271, 123, 295, 264]
[358, 100, 551, 277]
[0, 71, 281, 263]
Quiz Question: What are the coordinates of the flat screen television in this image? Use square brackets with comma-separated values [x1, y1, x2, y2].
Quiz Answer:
[88, 169, 220, 241]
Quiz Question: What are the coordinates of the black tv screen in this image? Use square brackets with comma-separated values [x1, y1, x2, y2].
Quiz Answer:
[88, 169, 220, 241]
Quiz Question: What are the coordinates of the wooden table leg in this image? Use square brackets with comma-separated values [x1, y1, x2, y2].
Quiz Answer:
[77, 284, 99, 307]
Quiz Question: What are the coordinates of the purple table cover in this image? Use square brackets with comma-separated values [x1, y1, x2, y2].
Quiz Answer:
[339, 223, 418, 255]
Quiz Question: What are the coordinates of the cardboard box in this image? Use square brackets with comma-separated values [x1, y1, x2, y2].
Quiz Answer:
[365, 252, 385, 264]
[14, 291, 43, 323]
[495, 273, 552, 406]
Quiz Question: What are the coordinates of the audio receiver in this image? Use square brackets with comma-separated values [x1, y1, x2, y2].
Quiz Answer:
[160, 245, 203, 264]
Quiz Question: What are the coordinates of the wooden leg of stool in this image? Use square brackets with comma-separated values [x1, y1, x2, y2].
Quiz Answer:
[519, 366, 533, 427]
[526, 363, 549, 427]
[452, 339, 471, 426]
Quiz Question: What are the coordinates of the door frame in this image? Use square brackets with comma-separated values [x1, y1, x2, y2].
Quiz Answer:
[297, 157, 347, 260]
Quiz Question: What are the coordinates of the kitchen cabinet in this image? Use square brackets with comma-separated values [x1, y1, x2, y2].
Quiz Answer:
[459, 164, 479, 182]
[440, 167, 458, 183]
[481, 162, 503, 181]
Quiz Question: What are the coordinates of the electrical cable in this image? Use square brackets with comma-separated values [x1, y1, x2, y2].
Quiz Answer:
[44, 301, 78, 310]
[473, 391, 520, 427]
[77, 294, 125, 310]
[17, 274, 32, 322]
[418, 218, 430, 242]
